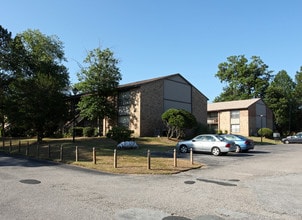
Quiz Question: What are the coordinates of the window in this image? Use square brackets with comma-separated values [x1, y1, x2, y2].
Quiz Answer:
[118, 91, 131, 127]
[118, 91, 131, 106]
[231, 110, 240, 119]
[118, 116, 130, 127]
[230, 110, 240, 132]
[231, 124, 240, 133]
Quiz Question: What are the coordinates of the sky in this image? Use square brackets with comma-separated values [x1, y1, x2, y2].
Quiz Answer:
[1, 0, 302, 102]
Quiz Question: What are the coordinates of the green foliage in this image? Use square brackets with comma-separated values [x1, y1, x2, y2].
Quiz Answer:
[4, 29, 70, 142]
[214, 55, 273, 102]
[106, 126, 133, 143]
[258, 127, 273, 138]
[68, 127, 84, 137]
[75, 47, 121, 133]
[0, 25, 13, 138]
[162, 108, 197, 139]
[264, 70, 296, 134]
[83, 127, 95, 137]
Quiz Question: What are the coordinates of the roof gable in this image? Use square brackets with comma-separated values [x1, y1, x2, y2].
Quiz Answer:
[208, 98, 262, 111]
[118, 73, 183, 89]
[118, 73, 208, 100]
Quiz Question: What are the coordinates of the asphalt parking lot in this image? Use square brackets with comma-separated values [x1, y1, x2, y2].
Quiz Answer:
[0, 143, 301, 220]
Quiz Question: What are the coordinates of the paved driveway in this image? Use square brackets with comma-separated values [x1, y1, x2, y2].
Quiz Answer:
[0, 144, 301, 220]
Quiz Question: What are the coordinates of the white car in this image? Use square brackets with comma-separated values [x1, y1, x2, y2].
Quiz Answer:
[176, 134, 236, 156]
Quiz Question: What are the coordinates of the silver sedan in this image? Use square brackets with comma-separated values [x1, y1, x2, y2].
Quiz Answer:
[176, 134, 236, 156]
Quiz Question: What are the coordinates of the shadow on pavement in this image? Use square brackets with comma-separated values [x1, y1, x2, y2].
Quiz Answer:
[0, 152, 59, 167]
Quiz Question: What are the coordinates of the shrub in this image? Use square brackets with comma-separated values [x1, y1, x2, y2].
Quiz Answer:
[69, 127, 83, 137]
[106, 126, 133, 143]
[83, 127, 95, 137]
[258, 127, 273, 138]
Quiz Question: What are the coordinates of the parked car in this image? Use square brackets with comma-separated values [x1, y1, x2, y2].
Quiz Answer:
[221, 134, 254, 153]
[282, 134, 302, 144]
[176, 134, 236, 156]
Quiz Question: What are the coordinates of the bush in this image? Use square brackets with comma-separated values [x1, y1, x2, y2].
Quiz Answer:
[106, 126, 133, 143]
[69, 127, 83, 137]
[258, 127, 273, 138]
[83, 127, 95, 137]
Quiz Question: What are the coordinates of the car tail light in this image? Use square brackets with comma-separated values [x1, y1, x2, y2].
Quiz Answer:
[225, 143, 231, 148]
[245, 140, 252, 145]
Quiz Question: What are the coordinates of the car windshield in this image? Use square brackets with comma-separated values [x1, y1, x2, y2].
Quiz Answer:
[216, 135, 226, 141]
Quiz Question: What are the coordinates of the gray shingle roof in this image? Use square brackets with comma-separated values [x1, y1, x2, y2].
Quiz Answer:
[118, 73, 181, 89]
[208, 98, 261, 111]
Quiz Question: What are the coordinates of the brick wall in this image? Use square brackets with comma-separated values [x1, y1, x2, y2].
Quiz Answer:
[139, 80, 164, 136]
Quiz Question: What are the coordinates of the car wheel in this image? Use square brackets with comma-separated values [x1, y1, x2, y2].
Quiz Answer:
[284, 140, 289, 144]
[179, 145, 188, 153]
[235, 145, 241, 153]
[211, 147, 221, 156]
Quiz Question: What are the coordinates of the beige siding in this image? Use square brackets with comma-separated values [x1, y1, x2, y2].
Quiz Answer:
[240, 110, 249, 135]
[219, 111, 230, 133]
[128, 89, 141, 137]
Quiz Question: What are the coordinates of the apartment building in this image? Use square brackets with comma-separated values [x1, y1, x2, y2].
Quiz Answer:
[207, 98, 273, 136]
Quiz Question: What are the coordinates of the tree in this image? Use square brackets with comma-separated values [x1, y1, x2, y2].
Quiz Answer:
[6, 30, 70, 141]
[161, 108, 197, 139]
[264, 70, 295, 134]
[214, 55, 273, 102]
[75, 47, 121, 135]
[0, 25, 13, 137]
[293, 67, 302, 132]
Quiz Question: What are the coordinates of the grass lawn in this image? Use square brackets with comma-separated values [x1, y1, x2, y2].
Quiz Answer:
[1, 135, 280, 174]
[1, 136, 202, 175]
